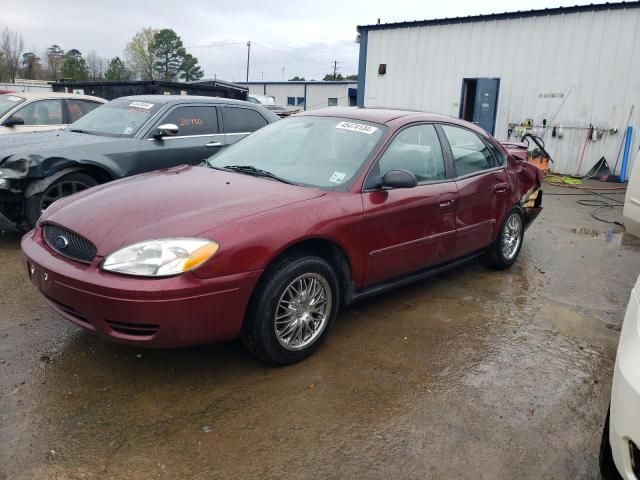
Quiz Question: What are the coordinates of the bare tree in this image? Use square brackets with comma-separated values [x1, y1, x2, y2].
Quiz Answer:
[86, 49, 106, 79]
[1, 28, 24, 83]
[124, 27, 159, 80]
[46, 44, 65, 80]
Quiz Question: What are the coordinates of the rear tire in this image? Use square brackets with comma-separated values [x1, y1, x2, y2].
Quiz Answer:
[241, 254, 339, 365]
[24, 172, 98, 227]
[600, 409, 623, 480]
[481, 208, 524, 270]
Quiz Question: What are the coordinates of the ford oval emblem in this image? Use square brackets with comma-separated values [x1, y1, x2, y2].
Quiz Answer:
[54, 235, 69, 250]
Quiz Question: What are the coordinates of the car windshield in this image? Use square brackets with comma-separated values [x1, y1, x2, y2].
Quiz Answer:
[0, 95, 25, 118]
[69, 98, 163, 137]
[207, 116, 386, 189]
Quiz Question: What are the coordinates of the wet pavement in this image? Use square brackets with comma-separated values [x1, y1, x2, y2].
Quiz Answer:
[1, 185, 637, 479]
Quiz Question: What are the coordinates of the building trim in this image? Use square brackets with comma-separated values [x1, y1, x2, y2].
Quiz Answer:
[238, 81, 357, 86]
[357, 1, 640, 31]
[357, 30, 368, 107]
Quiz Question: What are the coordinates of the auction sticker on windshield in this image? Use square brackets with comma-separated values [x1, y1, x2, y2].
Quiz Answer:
[329, 171, 346, 183]
[128, 101, 154, 110]
[5, 96, 22, 102]
[336, 121, 378, 135]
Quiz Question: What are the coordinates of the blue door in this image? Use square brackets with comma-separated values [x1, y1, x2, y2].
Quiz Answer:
[473, 78, 500, 135]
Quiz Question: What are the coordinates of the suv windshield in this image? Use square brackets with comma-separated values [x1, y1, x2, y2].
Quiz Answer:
[207, 116, 385, 189]
[0, 95, 25, 118]
[69, 98, 163, 137]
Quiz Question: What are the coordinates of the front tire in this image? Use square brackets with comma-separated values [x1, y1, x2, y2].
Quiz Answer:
[241, 254, 339, 365]
[481, 208, 524, 270]
[24, 172, 98, 227]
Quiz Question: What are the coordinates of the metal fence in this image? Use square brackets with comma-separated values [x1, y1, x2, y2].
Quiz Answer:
[0, 82, 52, 93]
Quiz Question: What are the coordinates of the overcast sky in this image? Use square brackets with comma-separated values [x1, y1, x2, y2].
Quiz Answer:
[4, 0, 597, 82]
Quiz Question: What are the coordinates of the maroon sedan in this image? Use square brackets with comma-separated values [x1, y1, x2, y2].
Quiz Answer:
[21, 108, 542, 364]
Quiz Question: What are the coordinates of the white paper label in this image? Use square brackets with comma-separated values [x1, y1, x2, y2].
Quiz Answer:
[128, 101, 154, 110]
[123, 126, 134, 135]
[336, 121, 377, 135]
[329, 171, 346, 183]
[5, 95, 22, 102]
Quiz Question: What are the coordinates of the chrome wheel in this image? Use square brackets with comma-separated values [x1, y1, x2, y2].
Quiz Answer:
[501, 213, 523, 261]
[40, 180, 91, 212]
[274, 273, 332, 351]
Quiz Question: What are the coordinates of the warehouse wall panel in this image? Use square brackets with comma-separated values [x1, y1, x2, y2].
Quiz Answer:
[362, 6, 640, 175]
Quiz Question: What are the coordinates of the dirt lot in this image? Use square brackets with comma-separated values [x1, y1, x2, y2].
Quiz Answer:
[0, 183, 637, 480]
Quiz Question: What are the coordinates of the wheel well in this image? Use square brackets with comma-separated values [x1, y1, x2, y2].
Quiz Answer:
[266, 238, 354, 306]
[74, 165, 113, 184]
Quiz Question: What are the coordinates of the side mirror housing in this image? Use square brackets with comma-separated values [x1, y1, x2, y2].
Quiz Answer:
[381, 169, 418, 189]
[4, 116, 25, 127]
[154, 123, 179, 139]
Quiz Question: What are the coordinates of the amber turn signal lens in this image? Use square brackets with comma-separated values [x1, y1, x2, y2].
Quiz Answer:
[182, 242, 219, 272]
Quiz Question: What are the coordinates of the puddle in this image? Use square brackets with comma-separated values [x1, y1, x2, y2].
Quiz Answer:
[571, 227, 603, 238]
[538, 300, 617, 340]
[570, 227, 640, 247]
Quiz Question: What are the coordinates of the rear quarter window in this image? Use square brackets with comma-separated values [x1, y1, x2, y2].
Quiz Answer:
[67, 99, 102, 123]
[221, 107, 268, 134]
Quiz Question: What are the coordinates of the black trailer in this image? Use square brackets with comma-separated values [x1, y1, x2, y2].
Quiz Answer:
[50, 79, 248, 101]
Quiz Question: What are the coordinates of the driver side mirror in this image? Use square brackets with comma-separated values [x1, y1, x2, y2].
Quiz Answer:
[154, 123, 179, 139]
[3, 115, 25, 127]
[381, 169, 418, 189]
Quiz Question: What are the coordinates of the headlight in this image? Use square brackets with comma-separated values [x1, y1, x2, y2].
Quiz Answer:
[102, 238, 219, 277]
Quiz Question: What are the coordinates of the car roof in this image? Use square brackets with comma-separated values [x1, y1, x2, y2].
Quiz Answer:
[296, 107, 489, 134]
[0, 91, 106, 102]
[115, 95, 261, 107]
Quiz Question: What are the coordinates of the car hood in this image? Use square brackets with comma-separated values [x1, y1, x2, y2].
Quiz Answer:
[0, 129, 118, 163]
[42, 165, 326, 256]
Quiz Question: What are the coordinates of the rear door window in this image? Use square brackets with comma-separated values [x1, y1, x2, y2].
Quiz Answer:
[13, 99, 64, 125]
[159, 106, 219, 136]
[67, 99, 102, 123]
[221, 107, 268, 133]
[442, 125, 496, 176]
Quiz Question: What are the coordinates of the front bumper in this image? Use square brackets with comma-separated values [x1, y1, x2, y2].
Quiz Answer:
[21, 227, 262, 347]
[610, 278, 640, 479]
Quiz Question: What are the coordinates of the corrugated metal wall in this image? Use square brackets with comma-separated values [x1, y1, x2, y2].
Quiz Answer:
[362, 6, 640, 175]
[244, 83, 357, 110]
[305, 84, 356, 109]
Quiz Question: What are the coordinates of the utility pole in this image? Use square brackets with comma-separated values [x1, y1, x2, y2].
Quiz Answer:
[282, 66, 285, 81]
[246, 41, 251, 82]
[332, 60, 339, 80]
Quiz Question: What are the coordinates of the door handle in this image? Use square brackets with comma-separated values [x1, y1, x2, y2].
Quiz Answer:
[494, 183, 508, 194]
[439, 196, 457, 207]
[206, 142, 222, 147]
[439, 194, 457, 208]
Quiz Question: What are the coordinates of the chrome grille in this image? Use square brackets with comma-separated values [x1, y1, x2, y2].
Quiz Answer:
[43, 224, 97, 264]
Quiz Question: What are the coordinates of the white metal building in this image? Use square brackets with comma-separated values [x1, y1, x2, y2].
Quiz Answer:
[357, 2, 640, 176]
[239, 81, 357, 111]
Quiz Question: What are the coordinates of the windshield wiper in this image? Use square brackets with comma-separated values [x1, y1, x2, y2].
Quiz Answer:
[69, 128, 93, 134]
[223, 165, 294, 184]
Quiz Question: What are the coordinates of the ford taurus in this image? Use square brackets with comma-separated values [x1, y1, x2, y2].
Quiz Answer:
[21, 108, 542, 364]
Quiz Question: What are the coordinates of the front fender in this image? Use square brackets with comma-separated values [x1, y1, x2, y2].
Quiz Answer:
[23, 166, 91, 198]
